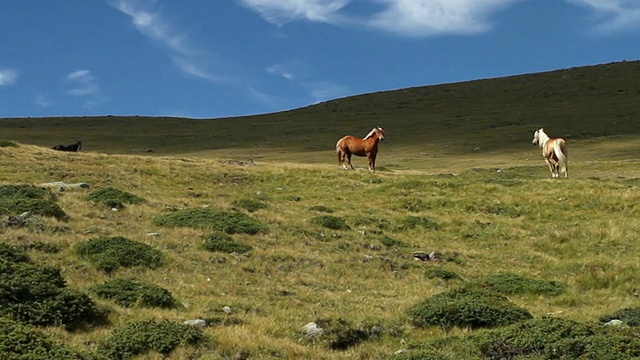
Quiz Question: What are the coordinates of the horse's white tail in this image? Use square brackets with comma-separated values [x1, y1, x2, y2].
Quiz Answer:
[336, 139, 343, 163]
[554, 139, 568, 178]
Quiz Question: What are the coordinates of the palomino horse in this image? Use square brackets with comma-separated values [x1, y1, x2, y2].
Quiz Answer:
[52, 140, 82, 152]
[336, 127, 385, 171]
[532, 128, 568, 178]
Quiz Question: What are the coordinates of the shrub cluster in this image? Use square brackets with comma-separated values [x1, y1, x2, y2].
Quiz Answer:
[202, 232, 253, 254]
[91, 278, 177, 308]
[232, 198, 268, 212]
[407, 287, 532, 330]
[0, 243, 106, 330]
[600, 307, 640, 327]
[311, 318, 378, 351]
[75, 236, 164, 274]
[310, 215, 350, 230]
[0, 140, 18, 147]
[0, 184, 67, 220]
[465, 272, 565, 296]
[85, 187, 145, 209]
[308, 205, 334, 213]
[395, 216, 438, 231]
[0, 318, 87, 359]
[103, 320, 205, 359]
[475, 317, 640, 359]
[153, 208, 267, 234]
[426, 268, 462, 281]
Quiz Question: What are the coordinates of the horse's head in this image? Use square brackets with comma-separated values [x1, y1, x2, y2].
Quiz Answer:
[532, 128, 543, 145]
[374, 126, 385, 141]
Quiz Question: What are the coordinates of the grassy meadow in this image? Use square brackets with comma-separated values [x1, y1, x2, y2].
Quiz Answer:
[1, 60, 640, 359]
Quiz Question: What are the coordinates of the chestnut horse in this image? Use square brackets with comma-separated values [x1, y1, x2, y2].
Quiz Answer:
[336, 127, 385, 171]
[532, 128, 568, 178]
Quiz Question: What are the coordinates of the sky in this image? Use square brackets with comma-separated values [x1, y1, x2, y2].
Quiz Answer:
[1, 0, 639, 119]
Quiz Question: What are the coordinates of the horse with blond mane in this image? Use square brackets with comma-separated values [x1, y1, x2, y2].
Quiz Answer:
[336, 126, 385, 171]
[532, 128, 568, 178]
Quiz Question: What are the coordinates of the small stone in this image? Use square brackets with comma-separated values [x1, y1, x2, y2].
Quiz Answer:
[222, 306, 233, 314]
[183, 319, 206, 328]
[301, 322, 323, 338]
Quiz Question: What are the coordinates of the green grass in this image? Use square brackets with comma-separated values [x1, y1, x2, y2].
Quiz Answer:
[0, 60, 639, 358]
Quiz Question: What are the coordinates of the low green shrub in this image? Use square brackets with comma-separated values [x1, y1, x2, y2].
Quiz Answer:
[426, 268, 461, 281]
[600, 307, 640, 327]
[202, 232, 252, 254]
[0, 140, 18, 147]
[310, 215, 350, 230]
[103, 320, 205, 359]
[312, 318, 375, 351]
[153, 208, 267, 234]
[75, 236, 164, 274]
[474, 317, 640, 359]
[85, 187, 145, 209]
[0, 245, 107, 329]
[232, 198, 268, 212]
[378, 235, 409, 248]
[0, 242, 30, 263]
[395, 216, 438, 231]
[407, 287, 532, 330]
[0, 184, 66, 220]
[465, 272, 565, 296]
[91, 278, 177, 308]
[0, 318, 87, 359]
[308, 205, 334, 213]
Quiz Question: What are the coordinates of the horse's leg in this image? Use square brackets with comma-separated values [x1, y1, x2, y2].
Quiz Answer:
[346, 152, 354, 170]
[368, 153, 375, 171]
[544, 159, 555, 178]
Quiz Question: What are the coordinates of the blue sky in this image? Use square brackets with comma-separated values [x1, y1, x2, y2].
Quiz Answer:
[1, 0, 639, 119]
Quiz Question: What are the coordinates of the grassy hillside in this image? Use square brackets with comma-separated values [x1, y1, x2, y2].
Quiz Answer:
[1, 61, 640, 359]
[1, 60, 640, 169]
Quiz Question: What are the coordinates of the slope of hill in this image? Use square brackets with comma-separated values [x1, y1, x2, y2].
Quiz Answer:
[1, 60, 639, 170]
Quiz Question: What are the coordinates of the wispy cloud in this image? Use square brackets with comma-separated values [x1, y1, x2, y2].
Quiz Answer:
[0, 69, 19, 86]
[567, 0, 640, 33]
[239, 0, 521, 36]
[66, 69, 100, 96]
[65, 69, 104, 109]
[35, 95, 51, 108]
[109, 0, 227, 82]
[239, 0, 351, 25]
[306, 80, 350, 104]
[241, 0, 640, 37]
[367, 0, 521, 37]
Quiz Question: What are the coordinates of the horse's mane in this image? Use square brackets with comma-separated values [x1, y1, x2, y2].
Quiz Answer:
[363, 127, 380, 140]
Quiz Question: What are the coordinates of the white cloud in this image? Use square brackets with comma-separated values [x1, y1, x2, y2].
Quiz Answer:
[567, 0, 640, 33]
[66, 69, 100, 96]
[368, 0, 520, 36]
[306, 80, 350, 103]
[0, 69, 19, 86]
[239, 0, 521, 36]
[35, 95, 51, 107]
[239, 0, 351, 25]
[109, 0, 224, 82]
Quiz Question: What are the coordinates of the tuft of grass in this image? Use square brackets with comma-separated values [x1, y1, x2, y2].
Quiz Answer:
[0, 243, 107, 329]
[0, 184, 67, 220]
[202, 232, 253, 254]
[310, 215, 350, 230]
[465, 272, 565, 296]
[395, 216, 438, 231]
[0, 140, 18, 147]
[426, 268, 462, 281]
[103, 320, 205, 359]
[0, 318, 87, 359]
[600, 307, 640, 327]
[232, 198, 268, 212]
[85, 187, 145, 209]
[474, 317, 640, 359]
[91, 278, 178, 308]
[75, 236, 164, 274]
[308, 205, 335, 213]
[153, 208, 267, 234]
[408, 287, 532, 330]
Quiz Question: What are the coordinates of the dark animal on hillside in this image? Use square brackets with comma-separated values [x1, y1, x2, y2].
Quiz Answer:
[52, 141, 82, 152]
[336, 126, 385, 171]
[532, 128, 568, 178]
